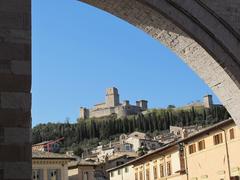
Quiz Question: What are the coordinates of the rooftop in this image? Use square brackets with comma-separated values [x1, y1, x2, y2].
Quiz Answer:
[32, 141, 51, 146]
[107, 118, 234, 172]
[32, 150, 74, 160]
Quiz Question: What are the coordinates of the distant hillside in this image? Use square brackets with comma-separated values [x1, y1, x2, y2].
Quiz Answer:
[32, 106, 230, 153]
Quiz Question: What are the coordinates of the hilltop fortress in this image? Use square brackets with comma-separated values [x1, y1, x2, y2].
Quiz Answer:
[80, 87, 217, 120]
[80, 87, 148, 119]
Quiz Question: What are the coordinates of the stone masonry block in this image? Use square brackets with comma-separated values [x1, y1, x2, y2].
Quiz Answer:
[0, 110, 31, 128]
[4, 162, 31, 179]
[0, 74, 31, 92]
[0, 42, 31, 61]
[4, 127, 31, 144]
[0, 29, 30, 44]
[0, 92, 31, 111]
[0, 12, 29, 29]
[0, 0, 31, 13]
[0, 144, 31, 162]
[0, 61, 30, 75]
[11, 61, 31, 75]
[0, 60, 11, 73]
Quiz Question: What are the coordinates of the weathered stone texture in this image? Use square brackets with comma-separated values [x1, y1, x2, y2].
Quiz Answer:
[4, 162, 32, 179]
[0, 43, 31, 61]
[200, 0, 240, 36]
[0, 0, 31, 179]
[0, 92, 31, 110]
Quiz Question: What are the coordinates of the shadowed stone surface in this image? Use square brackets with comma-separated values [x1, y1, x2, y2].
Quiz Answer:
[0, 0, 31, 179]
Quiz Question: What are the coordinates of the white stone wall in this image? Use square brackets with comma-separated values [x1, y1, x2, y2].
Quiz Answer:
[68, 168, 78, 180]
[125, 137, 141, 152]
[32, 160, 69, 180]
[171, 151, 181, 174]
[109, 165, 134, 180]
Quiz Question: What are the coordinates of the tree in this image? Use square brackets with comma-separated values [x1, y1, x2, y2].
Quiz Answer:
[32, 105, 230, 153]
[137, 146, 149, 156]
[73, 146, 84, 156]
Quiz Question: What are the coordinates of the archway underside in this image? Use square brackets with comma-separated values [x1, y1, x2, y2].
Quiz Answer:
[79, 0, 240, 126]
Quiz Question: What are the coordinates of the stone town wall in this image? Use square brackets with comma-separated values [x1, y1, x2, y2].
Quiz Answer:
[89, 105, 143, 119]
[89, 107, 115, 118]
[93, 103, 106, 110]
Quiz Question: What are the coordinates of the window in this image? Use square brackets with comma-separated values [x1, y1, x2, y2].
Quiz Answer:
[167, 161, 172, 176]
[48, 169, 60, 180]
[160, 164, 164, 177]
[198, 140, 206, 151]
[139, 171, 143, 180]
[213, 133, 223, 145]
[189, 144, 196, 154]
[110, 171, 114, 177]
[125, 167, 129, 173]
[153, 166, 158, 179]
[146, 168, 150, 180]
[229, 128, 235, 140]
[118, 169, 121, 175]
[32, 170, 43, 180]
[135, 172, 138, 180]
[83, 172, 88, 180]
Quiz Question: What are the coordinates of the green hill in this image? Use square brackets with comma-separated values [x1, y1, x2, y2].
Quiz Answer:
[32, 106, 230, 154]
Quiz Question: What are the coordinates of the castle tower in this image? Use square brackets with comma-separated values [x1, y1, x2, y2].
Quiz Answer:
[137, 100, 148, 111]
[105, 87, 120, 107]
[122, 100, 130, 106]
[203, 95, 213, 108]
[80, 107, 89, 119]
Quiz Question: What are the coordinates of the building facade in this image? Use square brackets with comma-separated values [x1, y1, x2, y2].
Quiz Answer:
[121, 131, 161, 152]
[68, 160, 99, 180]
[32, 141, 61, 153]
[80, 87, 148, 119]
[108, 119, 240, 180]
[184, 119, 240, 180]
[32, 151, 73, 180]
[108, 144, 186, 180]
[108, 164, 135, 180]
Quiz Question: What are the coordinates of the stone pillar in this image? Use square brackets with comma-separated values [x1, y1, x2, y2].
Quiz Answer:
[0, 0, 31, 179]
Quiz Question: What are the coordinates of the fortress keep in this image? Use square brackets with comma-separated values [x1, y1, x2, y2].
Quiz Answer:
[80, 87, 148, 119]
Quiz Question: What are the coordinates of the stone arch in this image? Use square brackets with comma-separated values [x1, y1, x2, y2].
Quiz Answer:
[79, 0, 240, 126]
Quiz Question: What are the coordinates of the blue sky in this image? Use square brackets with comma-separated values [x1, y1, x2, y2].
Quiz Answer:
[32, 0, 219, 127]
